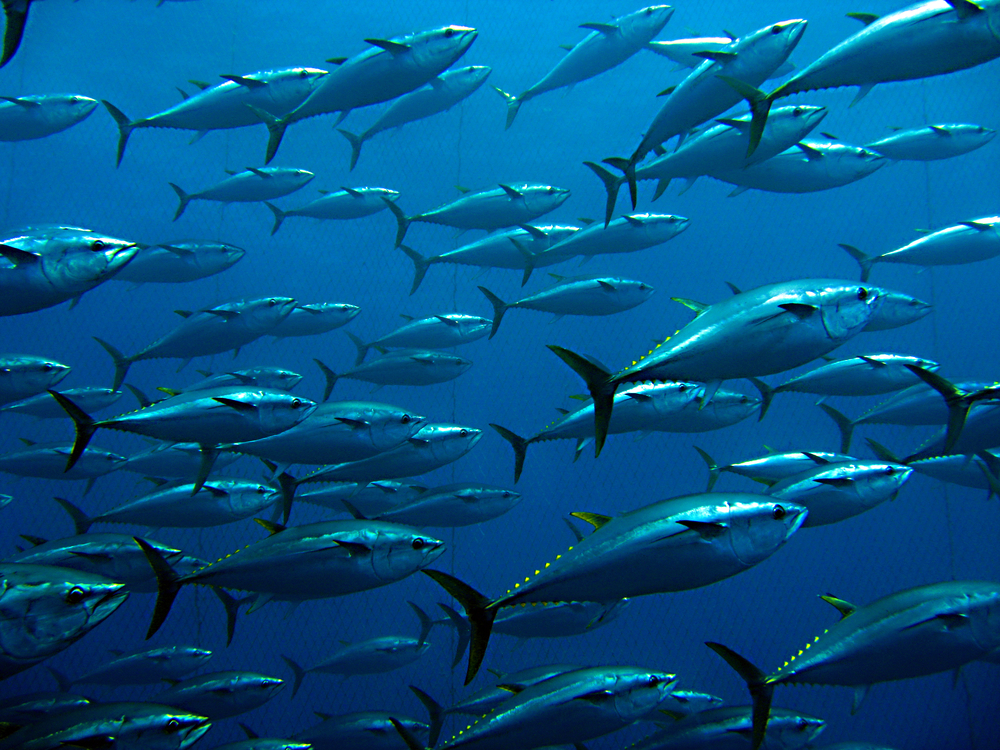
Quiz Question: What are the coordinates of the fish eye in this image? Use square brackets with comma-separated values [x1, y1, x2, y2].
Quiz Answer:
[793, 107, 803, 116]
[645, 7, 652, 14]
[268, 299, 277, 307]
[412, 538, 426, 550]
[90, 240, 106, 251]
[771, 24, 782, 33]
[796, 719, 809, 731]
[639, 283, 649, 290]
[257, 485, 267, 493]
[502, 491, 511, 498]
[772, 504, 786, 520]
[648, 676, 660, 687]
[65, 586, 86, 604]
[444, 28, 454, 38]
[857, 287, 868, 300]
[740, 396, 748, 403]
[299, 70, 307, 77]
[885, 467, 895, 475]
[460, 429, 468, 436]
[678, 384, 686, 392]
[290, 398, 301, 409]
[166, 719, 181, 732]
[42, 363, 53, 371]
[546, 187, 555, 194]
[401, 414, 411, 424]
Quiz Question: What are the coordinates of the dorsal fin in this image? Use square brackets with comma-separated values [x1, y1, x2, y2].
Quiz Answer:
[570, 511, 611, 530]
[255, 518, 285, 535]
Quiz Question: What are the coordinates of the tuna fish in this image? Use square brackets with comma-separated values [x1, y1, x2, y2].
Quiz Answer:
[151, 671, 284, 720]
[841, 216, 1000, 281]
[268, 302, 360, 338]
[632, 706, 825, 750]
[493, 6, 674, 129]
[423, 492, 806, 682]
[315, 348, 472, 393]
[479, 276, 654, 338]
[384, 184, 571, 247]
[709, 580, 1000, 749]
[352, 314, 491, 361]
[265, 187, 399, 235]
[48, 645, 212, 687]
[170, 167, 314, 221]
[339, 65, 491, 169]
[775, 354, 940, 397]
[0, 94, 96, 140]
[865, 123, 996, 160]
[102, 67, 328, 165]
[0, 353, 70, 405]
[539, 213, 690, 259]
[111, 241, 245, 285]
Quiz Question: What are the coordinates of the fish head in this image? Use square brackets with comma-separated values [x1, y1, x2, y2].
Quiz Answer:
[249, 367, 303, 391]
[0, 567, 128, 662]
[363, 404, 428, 451]
[254, 390, 318, 433]
[1, 354, 71, 393]
[293, 66, 330, 93]
[965, 583, 1000, 651]
[610, 669, 679, 722]
[662, 689, 724, 717]
[453, 64, 492, 91]
[409, 26, 478, 72]
[697, 389, 761, 423]
[851, 461, 913, 504]
[593, 598, 631, 628]
[768, 105, 827, 144]
[618, 6, 675, 43]
[240, 296, 298, 332]
[410, 424, 483, 463]
[764, 711, 826, 748]
[738, 19, 807, 63]
[200, 241, 246, 272]
[632, 213, 690, 243]
[815, 282, 881, 341]
[862, 288, 932, 331]
[613, 279, 656, 307]
[65, 94, 99, 117]
[522, 184, 571, 213]
[725, 498, 808, 566]
[117, 708, 212, 750]
[370, 525, 445, 580]
[42, 233, 139, 292]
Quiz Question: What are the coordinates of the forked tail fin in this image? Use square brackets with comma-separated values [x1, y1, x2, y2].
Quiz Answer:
[409, 686, 443, 747]
[838, 243, 874, 282]
[101, 101, 135, 167]
[489, 423, 530, 483]
[133, 536, 183, 640]
[693, 446, 720, 492]
[48, 390, 98, 472]
[717, 76, 773, 157]
[583, 160, 623, 227]
[422, 569, 496, 685]
[168, 183, 191, 222]
[93, 336, 131, 391]
[280, 654, 308, 699]
[381, 196, 411, 247]
[477, 286, 508, 339]
[706, 642, 774, 750]
[246, 104, 289, 165]
[436, 602, 471, 669]
[398, 245, 430, 295]
[546, 346, 617, 457]
[492, 86, 522, 130]
[264, 202, 286, 236]
[313, 359, 339, 402]
[337, 128, 365, 171]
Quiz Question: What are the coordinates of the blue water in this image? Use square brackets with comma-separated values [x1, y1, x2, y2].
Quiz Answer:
[1, 1, 998, 748]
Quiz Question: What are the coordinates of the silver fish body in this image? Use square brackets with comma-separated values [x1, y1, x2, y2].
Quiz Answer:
[330, 349, 472, 388]
[0, 692, 92, 723]
[171, 168, 314, 220]
[152, 671, 284, 720]
[61, 645, 212, 686]
[266, 187, 399, 235]
[296, 480, 429, 516]
[1, 387, 121, 418]
[268, 302, 360, 338]
[225, 401, 427, 465]
[122, 441, 240, 479]
[776, 354, 940, 396]
[293, 712, 428, 750]
[492, 599, 629, 639]
[173, 367, 304, 394]
[767, 460, 912, 527]
[0, 564, 128, 680]
[0, 94, 96, 141]
[648, 36, 797, 78]
[361, 313, 491, 354]
[447, 664, 583, 716]
[0, 441, 125, 480]
[374, 483, 521, 527]
[542, 214, 690, 260]
[633, 706, 825, 750]
[866, 123, 996, 160]
[112, 241, 245, 284]
[862, 287, 931, 331]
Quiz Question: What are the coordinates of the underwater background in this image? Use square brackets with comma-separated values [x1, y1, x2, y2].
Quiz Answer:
[1, 1, 999, 748]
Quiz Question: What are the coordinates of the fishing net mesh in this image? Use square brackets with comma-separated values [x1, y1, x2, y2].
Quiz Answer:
[0, 1, 997, 748]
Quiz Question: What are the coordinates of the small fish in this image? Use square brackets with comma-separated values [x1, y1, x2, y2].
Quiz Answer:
[281, 602, 432, 696]
[494, 6, 674, 128]
[0, 353, 70, 405]
[121, 441, 241, 480]
[112, 240, 245, 285]
[866, 122, 996, 160]
[152, 671, 284, 720]
[296, 479, 429, 517]
[1, 387, 122, 418]
[842, 217, 1000, 281]
[695, 448, 856, 491]
[170, 167, 314, 221]
[316, 348, 472, 392]
[268, 302, 360, 338]
[398, 224, 580, 293]
[423, 493, 806, 682]
[0, 440, 126, 487]
[709, 580, 1000, 749]
[479, 275, 654, 338]
[94, 296, 297, 389]
[48, 645, 212, 687]
[352, 313, 490, 361]
[0, 94, 97, 141]
[444, 664, 582, 717]
[369, 483, 521, 528]
[384, 183, 571, 247]
[647, 36, 796, 78]
[294, 712, 428, 750]
[340, 65, 491, 169]
[0, 564, 128, 680]
[102, 67, 328, 165]
[266, 187, 399, 235]
[540, 213, 690, 259]
[170, 367, 304, 394]
[0, 692, 92, 724]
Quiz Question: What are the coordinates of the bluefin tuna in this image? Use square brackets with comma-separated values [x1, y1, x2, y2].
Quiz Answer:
[352, 314, 491, 362]
[540, 213, 690, 259]
[315, 348, 472, 393]
[340, 65, 491, 169]
[111, 241, 245, 285]
[48, 645, 212, 687]
[1, 386, 121, 418]
[632, 706, 825, 750]
[368, 483, 521, 527]
[385, 184, 571, 247]
[709, 580, 1000, 749]
[268, 302, 360, 338]
[775, 353, 940, 397]
[152, 671, 284, 720]
[866, 123, 996, 160]
[0, 353, 70, 405]
[493, 6, 674, 129]
[0, 94, 96, 140]
[170, 168, 314, 221]
[265, 187, 399, 235]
